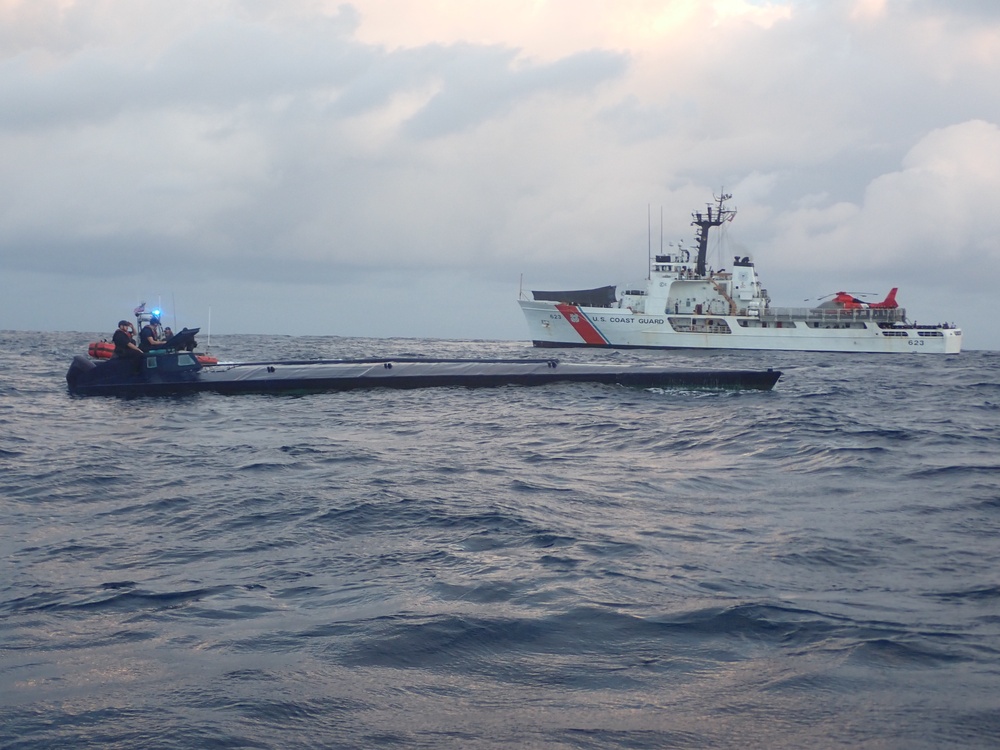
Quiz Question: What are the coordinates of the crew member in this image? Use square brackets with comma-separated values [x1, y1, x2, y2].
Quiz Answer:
[139, 316, 166, 353]
[112, 320, 143, 359]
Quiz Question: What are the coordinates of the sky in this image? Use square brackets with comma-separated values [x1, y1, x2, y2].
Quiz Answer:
[2, 0, 999, 349]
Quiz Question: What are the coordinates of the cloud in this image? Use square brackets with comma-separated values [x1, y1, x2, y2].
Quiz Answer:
[0, 9, 367, 131]
[908, 0, 1000, 22]
[0, 8, 627, 281]
[772, 120, 1000, 276]
[0, 1, 999, 347]
[403, 46, 628, 138]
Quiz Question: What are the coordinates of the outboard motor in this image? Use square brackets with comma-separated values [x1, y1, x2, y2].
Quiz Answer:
[66, 355, 97, 393]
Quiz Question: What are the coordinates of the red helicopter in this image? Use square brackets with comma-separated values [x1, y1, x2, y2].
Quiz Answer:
[827, 288, 899, 310]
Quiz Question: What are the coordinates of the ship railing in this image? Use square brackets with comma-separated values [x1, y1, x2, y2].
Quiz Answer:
[759, 306, 907, 324]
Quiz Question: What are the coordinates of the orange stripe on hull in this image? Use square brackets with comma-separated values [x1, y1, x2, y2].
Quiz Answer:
[555, 304, 608, 345]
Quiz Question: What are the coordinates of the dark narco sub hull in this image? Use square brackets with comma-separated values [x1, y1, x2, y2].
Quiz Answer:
[67, 354, 782, 397]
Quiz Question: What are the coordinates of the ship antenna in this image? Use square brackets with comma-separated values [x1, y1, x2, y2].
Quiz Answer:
[647, 204, 652, 280]
[691, 189, 736, 277]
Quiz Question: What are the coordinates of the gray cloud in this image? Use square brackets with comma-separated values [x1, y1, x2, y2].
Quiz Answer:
[0, 9, 367, 130]
[1, 2, 999, 348]
[404, 46, 628, 137]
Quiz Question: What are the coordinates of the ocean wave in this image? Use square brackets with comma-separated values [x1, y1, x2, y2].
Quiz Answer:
[4, 334, 1000, 748]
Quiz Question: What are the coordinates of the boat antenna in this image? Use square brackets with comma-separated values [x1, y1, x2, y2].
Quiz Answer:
[691, 190, 736, 277]
[207, 306, 212, 352]
[660, 206, 663, 254]
[172, 292, 177, 330]
[647, 204, 652, 280]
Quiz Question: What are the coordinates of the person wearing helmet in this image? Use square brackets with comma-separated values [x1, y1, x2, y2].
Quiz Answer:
[139, 315, 166, 353]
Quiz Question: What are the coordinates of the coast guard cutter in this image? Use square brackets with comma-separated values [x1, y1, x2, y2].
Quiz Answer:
[518, 194, 961, 354]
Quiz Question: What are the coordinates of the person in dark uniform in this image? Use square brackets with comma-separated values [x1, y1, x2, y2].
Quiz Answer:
[139, 316, 166, 353]
[112, 320, 143, 357]
[112, 320, 144, 372]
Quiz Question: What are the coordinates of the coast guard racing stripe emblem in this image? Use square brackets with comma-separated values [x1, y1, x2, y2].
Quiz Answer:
[555, 304, 609, 345]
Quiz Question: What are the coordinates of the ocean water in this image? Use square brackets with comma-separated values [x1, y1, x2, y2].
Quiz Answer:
[2, 330, 999, 749]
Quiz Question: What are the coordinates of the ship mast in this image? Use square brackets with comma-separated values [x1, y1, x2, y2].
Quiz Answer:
[691, 192, 736, 277]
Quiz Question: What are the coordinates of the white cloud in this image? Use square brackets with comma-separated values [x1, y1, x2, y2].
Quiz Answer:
[772, 120, 1000, 273]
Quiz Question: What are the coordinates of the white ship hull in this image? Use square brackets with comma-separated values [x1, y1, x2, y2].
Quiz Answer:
[519, 300, 962, 354]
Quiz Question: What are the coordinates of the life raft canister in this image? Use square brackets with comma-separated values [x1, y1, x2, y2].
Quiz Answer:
[88, 341, 115, 359]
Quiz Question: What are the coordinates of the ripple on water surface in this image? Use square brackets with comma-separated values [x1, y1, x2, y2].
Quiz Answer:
[1, 334, 999, 749]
